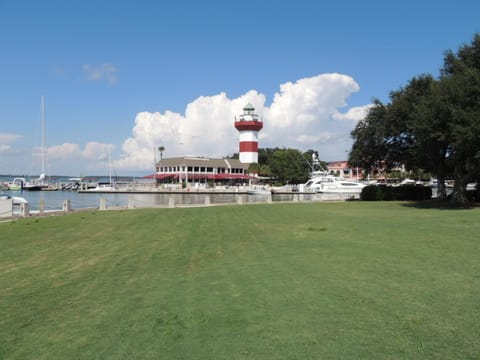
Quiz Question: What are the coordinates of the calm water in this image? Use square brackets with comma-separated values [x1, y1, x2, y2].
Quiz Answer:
[1, 175, 354, 211]
[3, 189, 128, 210]
[1, 189, 332, 211]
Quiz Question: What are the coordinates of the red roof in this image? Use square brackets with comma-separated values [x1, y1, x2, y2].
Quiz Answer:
[234, 120, 263, 131]
[144, 173, 254, 180]
[214, 173, 254, 180]
[143, 173, 177, 179]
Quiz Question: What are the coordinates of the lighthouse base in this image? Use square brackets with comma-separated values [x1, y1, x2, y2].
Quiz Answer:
[239, 152, 258, 164]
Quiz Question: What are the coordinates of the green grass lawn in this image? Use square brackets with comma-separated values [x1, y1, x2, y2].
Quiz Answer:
[1, 201, 479, 359]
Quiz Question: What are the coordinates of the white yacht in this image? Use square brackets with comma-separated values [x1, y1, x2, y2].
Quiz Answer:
[298, 153, 366, 194]
[304, 171, 366, 194]
[84, 182, 117, 192]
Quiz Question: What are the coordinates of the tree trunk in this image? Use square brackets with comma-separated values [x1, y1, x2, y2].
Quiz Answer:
[450, 163, 469, 205]
[436, 163, 447, 201]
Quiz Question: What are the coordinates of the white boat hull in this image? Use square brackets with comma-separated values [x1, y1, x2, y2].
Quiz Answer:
[304, 175, 365, 194]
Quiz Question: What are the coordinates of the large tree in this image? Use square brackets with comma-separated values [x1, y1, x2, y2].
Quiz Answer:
[350, 34, 480, 203]
[387, 75, 452, 199]
[349, 99, 388, 176]
[232, 147, 321, 182]
[268, 148, 311, 184]
[439, 34, 480, 203]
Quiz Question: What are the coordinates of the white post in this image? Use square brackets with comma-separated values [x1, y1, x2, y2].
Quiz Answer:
[0, 198, 13, 218]
[236, 194, 243, 204]
[63, 200, 71, 213]
[99, 197, 107, 210]
[128, 195, 135, 209]
[21, 202, 30, 217]
[267, 192, 273, 203]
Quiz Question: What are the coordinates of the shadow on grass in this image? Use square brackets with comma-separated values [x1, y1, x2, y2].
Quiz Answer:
[401, 199, 478, 210]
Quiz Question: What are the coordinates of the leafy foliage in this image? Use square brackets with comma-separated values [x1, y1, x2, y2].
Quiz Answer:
[349, 99, 388, 175]
[268, 148, 311, 183]
[350, 33, 480, 204]
[231, 148, 321, 183]
[361, 185, 432, 201]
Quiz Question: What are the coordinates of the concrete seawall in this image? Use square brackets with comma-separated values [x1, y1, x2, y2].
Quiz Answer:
[1, 192, 360, 221]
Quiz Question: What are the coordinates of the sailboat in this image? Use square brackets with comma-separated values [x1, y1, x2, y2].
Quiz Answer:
[85, 145, 117, 192]
[22, 96, 48, 191]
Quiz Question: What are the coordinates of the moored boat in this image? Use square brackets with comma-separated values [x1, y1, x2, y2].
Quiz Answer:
[7, 178, 24, 191]
[303, 172, 365, 194]
[84, 182, 117, 192]
[21, 174, 48, 191]
[246, 187, 272, 195]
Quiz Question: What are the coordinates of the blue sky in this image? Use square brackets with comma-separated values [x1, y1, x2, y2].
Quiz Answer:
[1, 0, 479, 176]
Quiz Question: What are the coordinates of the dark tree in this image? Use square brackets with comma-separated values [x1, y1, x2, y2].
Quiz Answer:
[269, 148, 311, 184]
[230, 147, 318, 182]
[387, 75, 451, 199]
[349, 34, 480, 203]
[349, 99, 388, 176]
[439, 34, 480, 203]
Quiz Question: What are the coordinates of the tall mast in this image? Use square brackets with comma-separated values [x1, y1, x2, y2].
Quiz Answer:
[41, 96, 45, 175]
[108, 145, 112, 185]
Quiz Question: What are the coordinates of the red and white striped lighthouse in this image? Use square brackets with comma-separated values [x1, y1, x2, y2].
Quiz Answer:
[234, 103, 263, 163]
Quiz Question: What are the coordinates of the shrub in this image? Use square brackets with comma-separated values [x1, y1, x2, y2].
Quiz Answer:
[361, 184, 432, 201]
[466, 187, 480, 202]
[361, 185, 391, 201]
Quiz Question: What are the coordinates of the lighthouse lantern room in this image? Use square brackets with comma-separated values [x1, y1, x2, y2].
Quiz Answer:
[234, 103, 263, 163]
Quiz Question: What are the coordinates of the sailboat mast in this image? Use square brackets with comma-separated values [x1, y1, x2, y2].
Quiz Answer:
[41, 96, 45, 175]
[108, 145, 112, 185]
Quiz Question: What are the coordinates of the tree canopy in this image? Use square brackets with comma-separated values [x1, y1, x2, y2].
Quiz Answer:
[258, 148, 321, 184]
[349, 34, 480, 204]
[231, 148, 322, 184]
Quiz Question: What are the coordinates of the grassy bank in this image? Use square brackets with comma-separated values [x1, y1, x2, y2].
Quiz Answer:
[1, 202, 479, 359]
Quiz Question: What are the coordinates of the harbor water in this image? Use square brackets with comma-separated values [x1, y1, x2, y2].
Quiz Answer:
[1, 188, 351, 212]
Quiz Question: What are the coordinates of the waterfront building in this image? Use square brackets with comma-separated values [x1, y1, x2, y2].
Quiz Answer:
[327, 160, 362, 180]
[153, 156, 252, 186]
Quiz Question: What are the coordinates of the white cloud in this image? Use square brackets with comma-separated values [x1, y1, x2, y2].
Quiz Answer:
[0, 133, 22, 153]
[114, 90, 268, 170]
[81, 142, 113, 160]
[4, 73, 368, 174]
[0, 133, 22, 144]
[115, 73, 370, 171]
[296, 133, 333, 144]
[267, 73, 359, 130]
[47, 143, 81, 159]
[82, 63, 118, 85]
[332, 104, 373, 122]
[46, 142, 113, 161]
[38, 142, 114, 175]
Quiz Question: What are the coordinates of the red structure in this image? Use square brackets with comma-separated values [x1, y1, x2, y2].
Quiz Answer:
[234, 103, 263, 163]
[327, 161, 362, 180]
